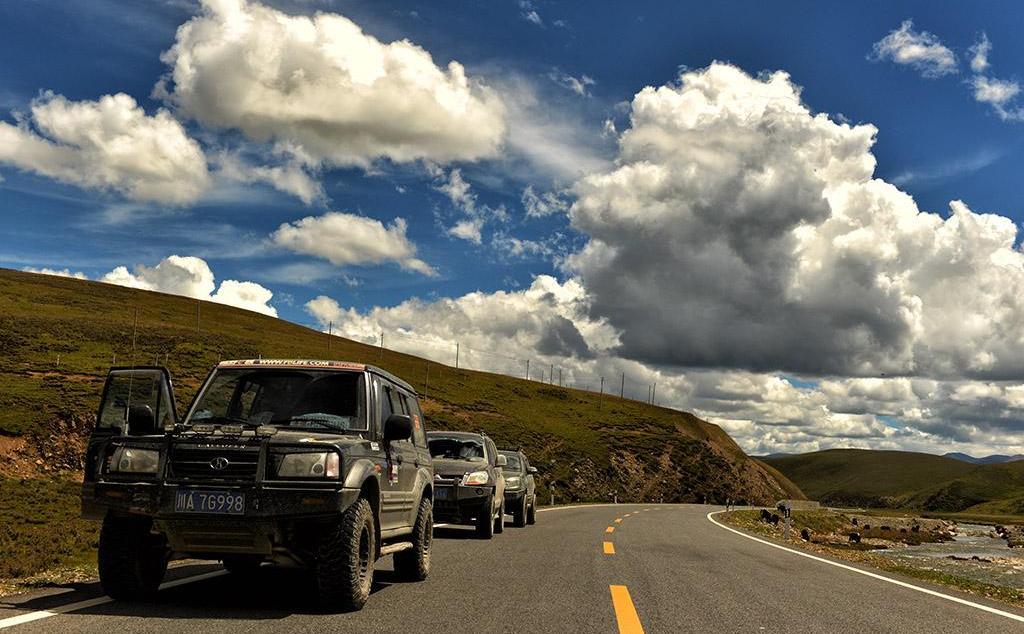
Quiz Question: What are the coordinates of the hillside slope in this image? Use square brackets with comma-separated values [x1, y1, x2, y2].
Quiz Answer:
[765, 448, 1024, 513]
[0, 268, 800, 506]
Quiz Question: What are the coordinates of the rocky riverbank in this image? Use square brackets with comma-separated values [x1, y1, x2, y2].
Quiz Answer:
[721, 509, 1024, 608]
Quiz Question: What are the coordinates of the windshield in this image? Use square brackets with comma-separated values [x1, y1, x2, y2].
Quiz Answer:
[188, 368, 366, 432]
[428, 435, 486, 462]
[500, 453, 522, 472]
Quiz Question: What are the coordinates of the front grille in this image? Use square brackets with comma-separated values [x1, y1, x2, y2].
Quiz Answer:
[169, 445, 260, 482]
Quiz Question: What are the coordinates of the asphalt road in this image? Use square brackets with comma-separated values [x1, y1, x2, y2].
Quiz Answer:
[2, 504, 1023, 633]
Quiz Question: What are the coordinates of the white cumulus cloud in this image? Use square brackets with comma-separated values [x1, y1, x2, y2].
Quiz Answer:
[969, 33, 991, 73]
[870, 19, 957, 78]
[270, 211, 436, 275]
[0, 92, 209, 203]
[100, 255, 277, 316]
[158, 0, 506, 169]
[565, 62, 1024, 382]
[22, 267, 88, 280]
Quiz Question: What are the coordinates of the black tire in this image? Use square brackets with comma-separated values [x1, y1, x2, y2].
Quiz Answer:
[513, 496, 527, 528]
[317, 498, 376, 611]
[222, 555, 263, 574]
[494, 500, 504, 534]
[394, 496, 432, 581]
[98, 514, 168, 601]
[526, 497, 537, 525]
[475, 496, 494, 539]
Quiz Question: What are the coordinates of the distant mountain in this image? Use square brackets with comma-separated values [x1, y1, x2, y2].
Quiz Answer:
[753, 453, 795, 460]
[943, 452, 1024, 465]
[763, 448, 1024, 514]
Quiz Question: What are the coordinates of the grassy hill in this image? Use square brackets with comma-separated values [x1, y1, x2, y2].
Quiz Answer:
[0, 268, 801, 581]
[764, 448, 1024, 514]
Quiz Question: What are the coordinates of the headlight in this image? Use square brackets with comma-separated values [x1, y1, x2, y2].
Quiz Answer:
[108, 447, 160, 474]
[506, 476, 522, 488]
[276, 452, 340, 478]
[463, 470, 489, 486]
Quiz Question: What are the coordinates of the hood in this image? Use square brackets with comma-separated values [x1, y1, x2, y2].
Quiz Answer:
[433, 458, 488, 478]
[174, 427, 367, 449]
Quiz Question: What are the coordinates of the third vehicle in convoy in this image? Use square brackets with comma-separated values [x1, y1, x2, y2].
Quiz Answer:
[426, 431, 506, 538]
[498, 449, 538, 527]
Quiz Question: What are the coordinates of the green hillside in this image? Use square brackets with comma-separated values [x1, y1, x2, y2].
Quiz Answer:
[0, 267, 801, 505]
[765, 448, 1024, 513]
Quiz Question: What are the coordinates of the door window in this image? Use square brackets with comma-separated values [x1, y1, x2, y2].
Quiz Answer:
[97, 369, 175, 434]
[402, 394, 427, 448]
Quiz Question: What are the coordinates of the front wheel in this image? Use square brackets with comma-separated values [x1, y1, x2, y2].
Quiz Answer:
[513, 496, 527, 528]
[394, 496, 432, 581]
[526, 497, 537, 525]
[494, 500, 504, 534]
[317, 498, 376, 611]
[476, 496, 494, 539]
[98, 515, 168, 601]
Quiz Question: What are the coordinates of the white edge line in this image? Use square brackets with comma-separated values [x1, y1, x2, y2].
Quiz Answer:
[537, 503, 625, 513]
[0, 570, 228, 630]
[706, 510, 1024, 624]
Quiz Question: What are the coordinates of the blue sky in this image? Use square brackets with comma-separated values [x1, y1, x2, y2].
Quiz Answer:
[4, 0, 1024, 455]
[3, 0, 1022, 318]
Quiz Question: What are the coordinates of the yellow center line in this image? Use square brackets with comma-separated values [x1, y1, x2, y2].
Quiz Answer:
[603, 541, 616, 555]
[606, 526, 615, 533]
[609, 585, 645, 634]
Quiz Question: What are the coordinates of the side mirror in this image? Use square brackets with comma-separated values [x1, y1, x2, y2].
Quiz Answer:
[383, 414, 412, 442]
[496, 455, 508, 467]
[127, 404, 156, 435]
[527, 466, 538, 474]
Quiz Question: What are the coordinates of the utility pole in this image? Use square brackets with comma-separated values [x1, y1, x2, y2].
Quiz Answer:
[559, 368, 563, 387]
[525, 359, 530, 380]
[599, 376, 604, 410]
[455, 342, 460, 369]
[549, 363, 554, 385]
[130, 307, 139, 366]
[620, 372, 625, 399]
[379, 332, 384, 362]
[652, 383, 657, 405]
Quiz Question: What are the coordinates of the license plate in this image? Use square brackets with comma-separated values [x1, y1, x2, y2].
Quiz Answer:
[435, 487, 450, 500]
[174, 489, 245, 515]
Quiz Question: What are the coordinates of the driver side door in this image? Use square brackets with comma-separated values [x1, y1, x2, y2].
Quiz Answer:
[84, 367, 177, 484]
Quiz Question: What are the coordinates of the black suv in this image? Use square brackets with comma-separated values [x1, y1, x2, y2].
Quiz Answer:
[498, 449, 538, 527]
[81, 360, 434, 611]
[425, 431, 506, 538]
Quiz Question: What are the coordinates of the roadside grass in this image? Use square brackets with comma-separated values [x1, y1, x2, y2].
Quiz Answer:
[0, 476, 97, 579]
[721, 510, 1024, 609]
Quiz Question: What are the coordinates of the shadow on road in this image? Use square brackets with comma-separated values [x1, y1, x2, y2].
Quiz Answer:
[433, 526, 483, 540]
[4, 561, 417, 622]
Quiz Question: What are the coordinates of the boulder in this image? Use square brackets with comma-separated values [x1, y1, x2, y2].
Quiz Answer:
[1008, 526, 1024, 548]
